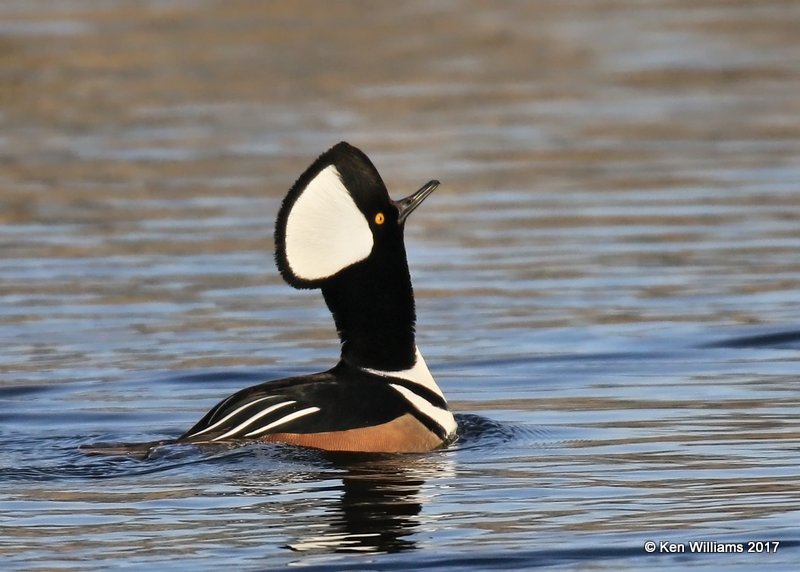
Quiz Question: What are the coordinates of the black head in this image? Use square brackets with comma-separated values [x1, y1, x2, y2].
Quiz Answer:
[274, 142, 439, 370]
[275, 142, 438, 289]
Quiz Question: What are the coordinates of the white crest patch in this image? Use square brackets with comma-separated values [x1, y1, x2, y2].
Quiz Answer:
[284, 165, 374, 281]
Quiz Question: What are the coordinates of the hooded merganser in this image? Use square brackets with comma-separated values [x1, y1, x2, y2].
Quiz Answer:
[177, 142, 457, 453]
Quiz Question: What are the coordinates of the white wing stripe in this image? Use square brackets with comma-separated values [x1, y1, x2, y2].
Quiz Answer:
[188, 395, 278, 437]
[211, 401, 296, 441]
[245, 407, 321, 437]
[390, 383, 457, 437]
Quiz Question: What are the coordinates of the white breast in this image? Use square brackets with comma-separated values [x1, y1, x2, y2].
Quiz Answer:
[364, 348, 457, 438]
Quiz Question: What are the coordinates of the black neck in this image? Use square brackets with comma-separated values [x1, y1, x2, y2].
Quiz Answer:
[321, 240, 417, 371]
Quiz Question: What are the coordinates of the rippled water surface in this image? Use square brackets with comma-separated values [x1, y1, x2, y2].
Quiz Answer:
[2, 1, 800, 570]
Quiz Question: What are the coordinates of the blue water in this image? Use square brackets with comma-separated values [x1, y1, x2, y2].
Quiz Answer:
[2, 1, 800, 570]
[3, 333, 800, 569]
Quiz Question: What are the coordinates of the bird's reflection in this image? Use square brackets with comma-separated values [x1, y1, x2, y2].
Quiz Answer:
[284, 452, 453, 553]
[224, 447, 453, 554]
[305, 462, 421, 552]
[91, 440, 456, 554]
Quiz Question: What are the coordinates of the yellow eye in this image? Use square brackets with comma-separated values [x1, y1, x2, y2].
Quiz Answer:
[374, 212, 385, 225]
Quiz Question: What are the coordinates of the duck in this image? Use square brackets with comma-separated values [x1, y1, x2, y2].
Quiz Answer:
[177, 142, 457, 453]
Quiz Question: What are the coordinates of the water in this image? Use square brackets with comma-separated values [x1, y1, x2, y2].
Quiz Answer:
[2, 1, 800, 569]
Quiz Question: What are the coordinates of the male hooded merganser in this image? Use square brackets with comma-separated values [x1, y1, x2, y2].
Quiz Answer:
[177, 142, 457, 453]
